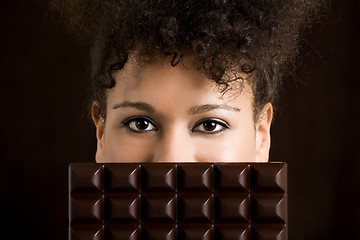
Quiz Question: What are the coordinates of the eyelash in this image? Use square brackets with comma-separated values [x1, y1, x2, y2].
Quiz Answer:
[122, 116, 230, 134]
[192, 118, 230, 135]
[122, 116, 158, 133]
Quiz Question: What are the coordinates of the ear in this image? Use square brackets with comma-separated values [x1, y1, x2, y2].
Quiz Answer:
[91, 102, 106, 163]
[255, 103, 273, 162]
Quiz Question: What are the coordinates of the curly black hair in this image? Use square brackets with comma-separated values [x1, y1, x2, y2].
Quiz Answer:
[50, 0, 323, 119]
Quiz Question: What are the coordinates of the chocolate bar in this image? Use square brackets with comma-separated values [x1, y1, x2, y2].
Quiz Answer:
[69, 162, 287, 240]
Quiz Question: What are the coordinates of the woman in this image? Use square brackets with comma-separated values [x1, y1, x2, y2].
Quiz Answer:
[51, 0, 321, 163]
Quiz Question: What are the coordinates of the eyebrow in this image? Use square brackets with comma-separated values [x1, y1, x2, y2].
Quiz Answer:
[112, 101, 240, 115]
[188, 104, 240, 115]
[112, 101, 155, 113]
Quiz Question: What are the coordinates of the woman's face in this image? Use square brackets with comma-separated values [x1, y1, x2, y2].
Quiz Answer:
[93, 56, 272, 163]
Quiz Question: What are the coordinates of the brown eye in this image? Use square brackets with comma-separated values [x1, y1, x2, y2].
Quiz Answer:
[135, 119, 150, 130]
[202, 121, 217, 131]
[192, 118, 229, 135]
[124, 117, 157, 132]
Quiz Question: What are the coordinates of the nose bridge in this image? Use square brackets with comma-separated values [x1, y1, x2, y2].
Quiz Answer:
[153, 126, 195, 163]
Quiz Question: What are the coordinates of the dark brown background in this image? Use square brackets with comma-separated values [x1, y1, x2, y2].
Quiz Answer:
[1, 0, 359, 239]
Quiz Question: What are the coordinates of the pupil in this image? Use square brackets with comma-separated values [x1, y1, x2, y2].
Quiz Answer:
[203, 121, 216, 131]
[135, 119, 149, 130]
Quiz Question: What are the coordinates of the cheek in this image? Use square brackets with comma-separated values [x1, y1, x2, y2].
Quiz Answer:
[104, 130, 156, 163]
[193, 131, 256, 162]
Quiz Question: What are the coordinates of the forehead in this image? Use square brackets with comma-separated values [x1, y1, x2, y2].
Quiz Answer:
[119, 55, 207, 89]
[104, 55, 255, 119]
[110, 54, 251, 98]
